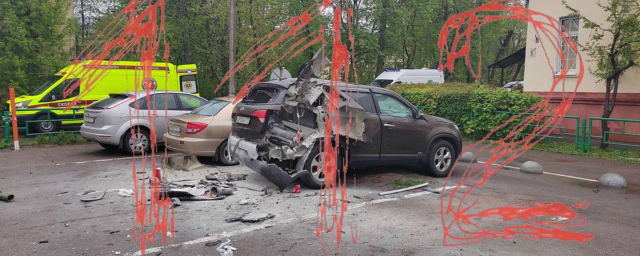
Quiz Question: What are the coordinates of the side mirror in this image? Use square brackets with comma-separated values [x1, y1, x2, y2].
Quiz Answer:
[415, 109, 423, 119]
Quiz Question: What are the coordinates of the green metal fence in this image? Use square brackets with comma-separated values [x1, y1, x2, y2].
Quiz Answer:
[3, 107, 84, 147]
[587, 117, 640, 155]
[492, 111, 582, 149]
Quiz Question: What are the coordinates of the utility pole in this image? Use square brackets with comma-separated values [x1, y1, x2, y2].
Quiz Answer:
[228, 0, 237, 96]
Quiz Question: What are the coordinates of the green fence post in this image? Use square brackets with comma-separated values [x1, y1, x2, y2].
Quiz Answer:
[581, 119, 587, 152]
[3, 111, 10, 147]
[587, 118, 592, 152]
[575, 117, 580, 150]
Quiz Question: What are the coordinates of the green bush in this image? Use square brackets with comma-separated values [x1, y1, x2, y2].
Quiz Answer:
[388, 83, 543, 140]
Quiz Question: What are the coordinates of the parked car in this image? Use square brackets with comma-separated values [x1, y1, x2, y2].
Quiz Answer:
[228, 78, 462, 190]
[81, 91, 208, 154]
[163, 97, 238, 165]
[502, 81, 524, 92]
[370, 68, 444, 88]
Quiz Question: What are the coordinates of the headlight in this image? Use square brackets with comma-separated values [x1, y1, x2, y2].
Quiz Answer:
[15, 101, 31, 109]
[454, 125, 459, 131]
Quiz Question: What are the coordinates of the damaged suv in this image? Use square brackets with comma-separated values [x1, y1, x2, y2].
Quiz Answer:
[228, 77, 462, 190]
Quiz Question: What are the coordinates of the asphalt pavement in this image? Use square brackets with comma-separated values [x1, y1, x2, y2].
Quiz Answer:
[0, 142, 638, 256]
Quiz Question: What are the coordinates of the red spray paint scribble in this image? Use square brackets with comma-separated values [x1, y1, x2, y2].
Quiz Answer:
[437, 0, 593, 246]
[61, 0, 174, 254]
[216, 0, 359, 254]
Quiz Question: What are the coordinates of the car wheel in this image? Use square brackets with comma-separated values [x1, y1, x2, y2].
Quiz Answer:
[99, 143, 119, 150]
[425, 140, 455, 177]
[124, 128, 151, 155]
[33, 115, 60, 134]
[300, 144, 325, 189]
[217, 140, 238, 166]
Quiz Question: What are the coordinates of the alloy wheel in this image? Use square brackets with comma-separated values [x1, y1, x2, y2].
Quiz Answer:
[434, 147, 452, 172]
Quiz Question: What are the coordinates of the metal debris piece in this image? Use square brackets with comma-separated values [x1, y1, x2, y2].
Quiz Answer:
[0, 192, 15, 202]
[118, 189, 133, 197]
[205, 239, 222, 247]
[217, 239, 236, 256]
[225, 212, 276, 223]
[80, 190, 106, 202]
[171, 198, 182, 207]
[378, 183, 430, 196]
[206, 173, 248, 182]
[211, 186, 234, 197]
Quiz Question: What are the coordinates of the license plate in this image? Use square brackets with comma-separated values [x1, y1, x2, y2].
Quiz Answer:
[169, 124, 181, 135]
[84, 116, 95, 123]
[236, 116, 250, 125]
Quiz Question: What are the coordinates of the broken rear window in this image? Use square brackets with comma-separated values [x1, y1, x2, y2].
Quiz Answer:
[242, 87, 281, 104]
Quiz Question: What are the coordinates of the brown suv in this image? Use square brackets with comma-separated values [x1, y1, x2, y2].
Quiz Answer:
[228, 78, 462, 190]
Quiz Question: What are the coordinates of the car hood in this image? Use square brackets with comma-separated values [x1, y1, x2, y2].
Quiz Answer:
[427, 115, 455, 125]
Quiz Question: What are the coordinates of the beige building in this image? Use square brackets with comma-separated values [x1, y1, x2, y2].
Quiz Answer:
[524, 0, 640, 141]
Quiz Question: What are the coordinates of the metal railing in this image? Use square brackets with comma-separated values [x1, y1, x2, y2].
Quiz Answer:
[587, 117, 640, 155]
[3, 107, 84, 147]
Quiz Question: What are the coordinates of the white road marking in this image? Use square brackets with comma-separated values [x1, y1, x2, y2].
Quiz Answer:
[542, 172, 599, 182]
[55, 153, 180, 166]
[475, 160, 599, 183]
[126, 186, 460, 256]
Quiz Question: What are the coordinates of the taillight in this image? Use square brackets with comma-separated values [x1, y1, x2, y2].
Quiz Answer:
[185, 122, 208, 134]
[251, 110, 267, 123]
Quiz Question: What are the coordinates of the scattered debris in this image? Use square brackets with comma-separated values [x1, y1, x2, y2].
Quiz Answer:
[352, 195, 361, 199]
[225, 212, 276, 223]
[206, 173, 248, 182]
[109, 230, 120, 234]
[117, 189, 134, 197]
[171, 198, 182, 207]
[238, 198, 259, 205]
[217, 239, 237, 256]
[0, 191, 15, 202]
[39, 240, 48, 244]
[292, 184, 301, 193]
[304, 191, 319, 197]
[80, 190, 106, 202]
[378, 182, 430, 196]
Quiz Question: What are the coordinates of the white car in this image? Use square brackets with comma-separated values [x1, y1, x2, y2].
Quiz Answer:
[371, 68, 444, 88]
[81, 91, 208, 154]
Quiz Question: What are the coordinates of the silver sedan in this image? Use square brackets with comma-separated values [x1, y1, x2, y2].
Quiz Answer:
[81, 91, 207, 154]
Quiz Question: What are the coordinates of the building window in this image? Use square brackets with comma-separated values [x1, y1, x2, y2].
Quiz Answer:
[557, 17, 579, 74]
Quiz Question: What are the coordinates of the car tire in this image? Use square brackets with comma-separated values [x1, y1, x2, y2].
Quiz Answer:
[300, 144, 325, 189]
[99, 143, 119, 150]
[425, 140, 455, 177]
[123, 128, 151, 155]
[217, 140, 238, 166]
[33, 114, 60, 134]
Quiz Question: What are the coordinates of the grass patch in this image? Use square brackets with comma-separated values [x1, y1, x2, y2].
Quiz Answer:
[390, 174, 432, 189]
[0, 138, 7, 149]
[531, 141, 640, 164]
[33, 133, 88, 146]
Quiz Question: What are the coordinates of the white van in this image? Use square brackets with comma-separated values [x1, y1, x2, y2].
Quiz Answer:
[370, 68, 444, 88]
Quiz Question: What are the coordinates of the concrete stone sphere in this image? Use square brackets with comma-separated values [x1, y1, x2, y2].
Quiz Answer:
[598, 173, 627, 188]
[459, 152, 477, 163]
[520, 161, 543, 174]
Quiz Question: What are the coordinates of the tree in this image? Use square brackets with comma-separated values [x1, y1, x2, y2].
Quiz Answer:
[565, 0, 640, 149]
[0, 0, 74, 97]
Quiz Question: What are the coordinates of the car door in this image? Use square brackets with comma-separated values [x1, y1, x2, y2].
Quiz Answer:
[150, 93, 182, 141]
[373, 91, 431, 162]
[342, 89, 381, 163]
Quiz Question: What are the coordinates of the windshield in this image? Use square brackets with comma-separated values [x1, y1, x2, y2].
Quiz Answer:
[30, 76, 63, 96]
[370, 79, 393, 88]
[191, 99, 230, 116]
